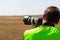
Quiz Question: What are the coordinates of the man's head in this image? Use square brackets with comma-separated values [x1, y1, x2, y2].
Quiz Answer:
[43, 6, 60, 24]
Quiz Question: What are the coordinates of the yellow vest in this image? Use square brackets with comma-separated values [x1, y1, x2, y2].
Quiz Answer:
[23, 26, 60, 40]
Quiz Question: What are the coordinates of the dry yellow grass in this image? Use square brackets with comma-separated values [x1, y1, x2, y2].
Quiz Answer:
[0, 16, 32, 40]
[0, 16, 60, 40]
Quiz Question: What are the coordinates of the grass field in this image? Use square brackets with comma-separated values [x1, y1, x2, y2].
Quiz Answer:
[0, 16, 60, 40]
[0, 16, 33, 40]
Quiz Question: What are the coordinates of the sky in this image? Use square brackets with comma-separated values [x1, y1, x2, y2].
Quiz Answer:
[0, 0, 60, 16]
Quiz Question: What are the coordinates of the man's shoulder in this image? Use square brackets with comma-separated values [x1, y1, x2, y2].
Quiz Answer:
[24, 26, 45, 39]
[24, 26, 41, 36]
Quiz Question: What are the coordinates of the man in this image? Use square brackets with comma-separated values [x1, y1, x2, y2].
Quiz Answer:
[23, 6, 60, 40]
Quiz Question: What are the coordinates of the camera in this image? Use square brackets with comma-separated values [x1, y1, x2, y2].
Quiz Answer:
[23, 16, 42, 27]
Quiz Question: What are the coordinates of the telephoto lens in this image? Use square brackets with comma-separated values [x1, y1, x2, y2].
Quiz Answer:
[23, 16, 42, 27]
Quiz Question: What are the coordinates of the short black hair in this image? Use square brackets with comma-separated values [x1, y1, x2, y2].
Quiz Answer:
[44, 6, 60, 24]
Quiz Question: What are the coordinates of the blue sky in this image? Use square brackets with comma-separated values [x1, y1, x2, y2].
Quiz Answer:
[0, 0, 60, 16]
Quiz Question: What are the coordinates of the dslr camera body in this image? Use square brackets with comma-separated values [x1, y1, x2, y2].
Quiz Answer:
[23, 16, 42, 27]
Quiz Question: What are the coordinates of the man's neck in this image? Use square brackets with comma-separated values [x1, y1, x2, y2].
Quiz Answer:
[42, 20, 55, 27]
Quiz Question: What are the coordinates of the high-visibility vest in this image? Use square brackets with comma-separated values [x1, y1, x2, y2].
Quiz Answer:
[23, 26, 60, 40]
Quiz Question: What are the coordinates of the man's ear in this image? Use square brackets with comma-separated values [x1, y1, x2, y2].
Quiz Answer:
[42, 15, 46, 20]
[42, 15, 45, 20]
